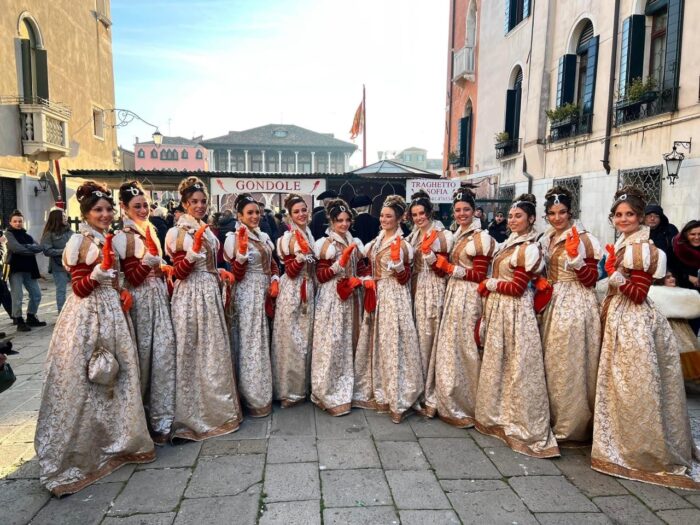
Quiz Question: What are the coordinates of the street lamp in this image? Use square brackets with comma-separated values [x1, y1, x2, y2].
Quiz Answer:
[105, 108, 162, 146]
[663, 139, 692, 186]
[33, 173, 48, 196]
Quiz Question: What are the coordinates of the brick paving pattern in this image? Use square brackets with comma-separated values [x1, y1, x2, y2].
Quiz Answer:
[2, 280, 700, 524]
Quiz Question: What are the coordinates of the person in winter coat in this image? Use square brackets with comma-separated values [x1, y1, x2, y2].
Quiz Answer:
[40, 208, 74, 313]
[149, 206, 170, 256]
[487, 212, 508, 243]
[645, 204, 679, 260]
[0, 232, 12, 318]
[673, 219, 700, 335]
[5, 210, 47, 331]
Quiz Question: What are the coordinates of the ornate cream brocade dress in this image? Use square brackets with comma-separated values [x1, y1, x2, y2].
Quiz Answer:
[539, 225, 601, 444]
[592, 227, 700, 489]
[114, 218, 176, 442]
[353, 231, 423, 423]
[271, 226, 316, 407]
[310, 232, 364, 415]
[430, 223, 495, 427]
[407, 222, 453, 416]
[166, 215, 242, 440]
[225, 226, 277, 417]
[475, 231, 560, 458]
[35, 224, 155, 496]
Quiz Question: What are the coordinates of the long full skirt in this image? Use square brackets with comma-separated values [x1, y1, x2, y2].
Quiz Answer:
[271, 274, 315, 406]
[541, 281, 600, 443]
[171, 272, 242, 440]
[475, 290, 560, 458]
[35, 287, 155, 496]
[353, 278, 423, 422]
[311, 279, 361, 415]
[430, 279, 482, 427]
[230, 272, 273, 416]
[126, 276, 176, 441]
[592, 294, 699, 489]
[413, 271, 447, 416]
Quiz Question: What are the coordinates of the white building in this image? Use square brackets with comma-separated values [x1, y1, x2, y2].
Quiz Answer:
[464, 0, 698, 243]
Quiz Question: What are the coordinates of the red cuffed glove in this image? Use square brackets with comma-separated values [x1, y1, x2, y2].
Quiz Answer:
[120, 289, 133, 313]
[604, 244, 617, 276]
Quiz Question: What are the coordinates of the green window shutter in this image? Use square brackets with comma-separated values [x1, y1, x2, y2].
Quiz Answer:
[581, 36, 599, 115]
[523, 0, 530, 18]
[505, 88, 521, 140]
[20, 39, 33, 102]
[619, 15, 646, 98]
[35, 49, 49, 101]
[458, 116, 472, 167]
[465, 115, 472, 166]
[504, 0, 511, 34]
[663, 0, 684, 93]
[558, 54, 577, 106]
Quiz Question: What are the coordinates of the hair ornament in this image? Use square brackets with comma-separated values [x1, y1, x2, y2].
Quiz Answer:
[616, 193, 627, 202]
[550, 193, 562, 205]
[126, 186, 141, 196]
[192, 182, 203, 190]
[78, 189, 111, 202]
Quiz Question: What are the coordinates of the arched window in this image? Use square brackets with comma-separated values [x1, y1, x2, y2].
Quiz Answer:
[181, 149, 188, 159]
[150, 149, 157, 159]
[172, 149, 178, 161]
[137, 149, 145, 158]
[160, 149, 167, 160]
[196, 150, 203, 160]
[554, 19, 598, 116]
[465, 1, 477, 47]
[18, 15, 48, 102]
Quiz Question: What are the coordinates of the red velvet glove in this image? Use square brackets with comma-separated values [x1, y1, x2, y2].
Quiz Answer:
[338, 243, 357, 267]
[604, 244, 617, 276]
[435, 254, 455, 274]
[363, 279, 377, 312]
[477, 280, 490, 298]
[120, 289, 133, 313]
[237, 226, 248, 255]
[101, 234, 114, 271]
[564, 226, 580, 259]
[192, 225, 208, 253]
[269, 279, 279, 299]
[421, 231, 438, 254]
[533, 277, 553, 314]
[390, 237, 402, 263]
[219, 269, 235, 285]
[294, 230, 311, 254]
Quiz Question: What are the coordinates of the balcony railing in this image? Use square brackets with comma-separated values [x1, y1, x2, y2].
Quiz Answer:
[548, 113, 593, 143]
[453, 45, 475, 80]
[614, 87, 677, 127]
[495, 138, 521, 159]
[19, 99, 71, 158]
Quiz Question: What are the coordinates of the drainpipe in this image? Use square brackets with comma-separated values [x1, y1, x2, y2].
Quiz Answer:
[602, 0, 621, 174]
[445, 0, 457, 176]
[523, 155, 533, 194]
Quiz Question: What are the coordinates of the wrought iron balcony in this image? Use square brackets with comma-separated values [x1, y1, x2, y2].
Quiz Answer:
[495, 138, 521, 159]
[614, 87, 677, 127]
[548, 113, 593, 143]
[453, 45, 475, 81]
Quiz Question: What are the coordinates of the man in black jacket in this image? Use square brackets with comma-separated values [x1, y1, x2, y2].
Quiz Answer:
[350, 195, 380, 244]
[645, 204, 679, 257]
[311, 190, 338, 239]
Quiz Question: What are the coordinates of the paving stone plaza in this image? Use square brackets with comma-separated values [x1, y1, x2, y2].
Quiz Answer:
[2, 281, 700, 525]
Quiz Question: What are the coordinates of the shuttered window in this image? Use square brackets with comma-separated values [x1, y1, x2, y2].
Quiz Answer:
[556, 54, 577, 106]
[619, 15, 646, 98]
[505, 69, 523, 141]
[458, 116, 472, 168]
[504, 0, 530, 34]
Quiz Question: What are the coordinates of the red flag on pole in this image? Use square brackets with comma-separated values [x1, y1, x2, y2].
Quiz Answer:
[349, 100, 364, 140]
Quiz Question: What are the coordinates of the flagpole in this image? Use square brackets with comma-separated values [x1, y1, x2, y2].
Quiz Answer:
[362, 84, 367, 167]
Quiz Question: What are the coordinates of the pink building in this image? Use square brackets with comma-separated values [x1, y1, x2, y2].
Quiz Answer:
[134, 136, 209, 171]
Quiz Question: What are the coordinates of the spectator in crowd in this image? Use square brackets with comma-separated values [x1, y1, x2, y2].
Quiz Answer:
[218, 209, 237, 239]
[474, 206, 486, 229]
[673, 219, 700, 335]
[311, 190, 338, 239]
[4, 210, 46, 331]
[40, 208, 73, 313]
[488, 211, 508, 242]
[149, 206, 170, 256]
[208, 212, 227, 269]
[276, 209, 289, 239]
[172, 204, 185, 225]
[645, 204, 678, 259]
[350, 194, 380, 244]
[0, 231, 12, 318]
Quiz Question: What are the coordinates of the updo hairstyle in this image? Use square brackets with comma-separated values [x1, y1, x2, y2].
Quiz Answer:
[119, 180, 146, 207]
[234, 193, 258, 215]
[178, 176, 208, 205]
[609, 185, 646, 220]
[511, 193, 537, 220]
[452, 185, 476, 209]
[325, 198, 352, 223]
[408, 190, 433, 215]
[76, 180, 114, 218]
[382, 195, 407, 219]
[283, 193, 306, 214]
[544, 186, 573, 214]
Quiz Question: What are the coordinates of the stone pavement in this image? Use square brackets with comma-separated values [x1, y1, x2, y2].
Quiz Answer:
[2, 281, 700, 524]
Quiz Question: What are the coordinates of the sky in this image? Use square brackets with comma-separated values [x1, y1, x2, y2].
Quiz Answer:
[111, 0, 449, 167]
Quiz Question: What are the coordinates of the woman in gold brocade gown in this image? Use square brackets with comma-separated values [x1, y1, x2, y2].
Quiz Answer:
[539, 186, 601, 445]
[430, 186, 495, 427]
[271, 194, 316, 407]
[35, 181, 155, 496]
[353, 195, 423, 423]
[165, 177, 242, 441]
[592, 186, 699, 489]
[224, 193, 280, 417]
[405, 191, 452, 417]
[475, 194, 559, 458]
[114, 181, 176, 444]
[311, 198, 366, 415]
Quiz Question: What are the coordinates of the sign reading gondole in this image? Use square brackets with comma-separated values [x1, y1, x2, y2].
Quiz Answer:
[211, 177, 327, 196]
[406, 178, 460, 204]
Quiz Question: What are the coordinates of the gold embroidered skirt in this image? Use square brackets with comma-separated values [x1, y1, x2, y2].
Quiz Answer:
[170, 271, 242, 440]
[592, 295, 699, 489]
[475, 290, 560, 458]
[35, 286, 155, 496]
[540, 280, 600, 443]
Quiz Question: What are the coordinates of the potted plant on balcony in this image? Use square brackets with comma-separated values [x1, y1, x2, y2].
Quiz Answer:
[494, 131, 510, 150]
[615, 76, 658, 110]
[546, 103, 579, 127]
[448, 151, 460, 167]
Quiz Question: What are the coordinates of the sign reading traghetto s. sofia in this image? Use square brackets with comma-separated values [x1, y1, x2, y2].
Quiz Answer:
[211, 177, 327, 196]
[406, 178, 460, 204]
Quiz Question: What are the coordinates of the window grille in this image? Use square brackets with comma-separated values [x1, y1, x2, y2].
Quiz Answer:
[497, 184, 515, 204]
[617, 165, 662, 204]
[553, 176, 581, 218]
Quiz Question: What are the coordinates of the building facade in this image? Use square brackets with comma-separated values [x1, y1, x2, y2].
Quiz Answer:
[134, 136, 210, 171]
[444, 0, 480, 183]
[203, 124, 357, 174]
[393, 147, 443, 175]
[450, 0, 699, 243]
[0, 0, 119, 240]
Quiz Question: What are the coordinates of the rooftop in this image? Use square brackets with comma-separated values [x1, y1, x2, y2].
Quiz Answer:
[137, 136, 203, 146]
[202, 124, 357, 151]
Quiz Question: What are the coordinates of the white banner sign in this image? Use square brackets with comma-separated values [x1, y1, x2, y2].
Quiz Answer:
[210, 177, 327, 196]
[406, 178, 460, 204]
